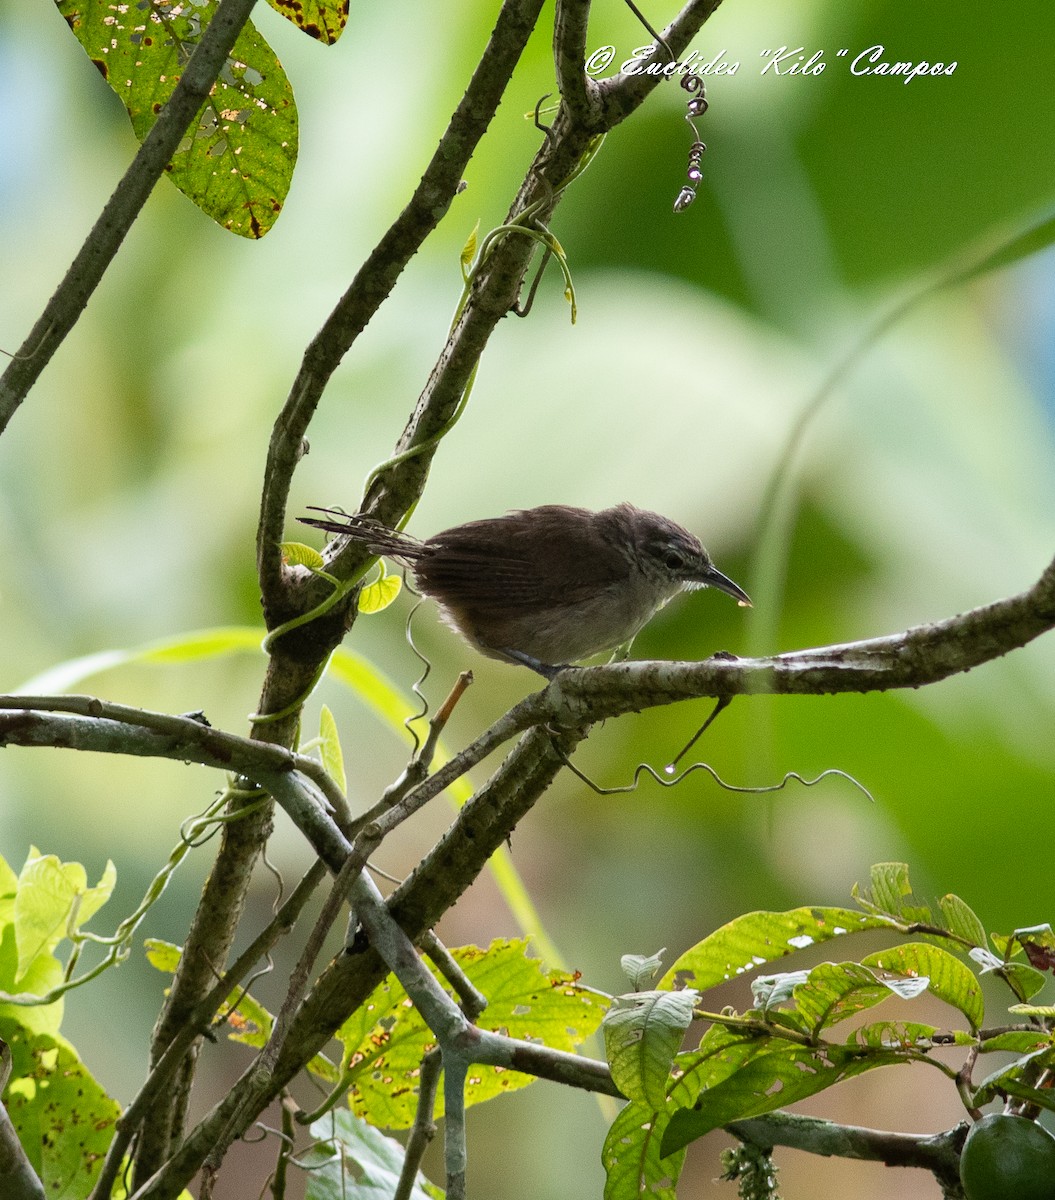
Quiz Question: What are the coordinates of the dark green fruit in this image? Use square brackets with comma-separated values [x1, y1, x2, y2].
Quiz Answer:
[960, 1113, 1055, 1200]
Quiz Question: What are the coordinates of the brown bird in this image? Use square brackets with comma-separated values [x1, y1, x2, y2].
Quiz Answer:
[299, 502, 751, 678]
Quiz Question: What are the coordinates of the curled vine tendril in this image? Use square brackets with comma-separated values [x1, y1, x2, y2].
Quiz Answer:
[674, 76, 708, 214]
[401, 585, 430, 755]
[551, 731, 875, 805]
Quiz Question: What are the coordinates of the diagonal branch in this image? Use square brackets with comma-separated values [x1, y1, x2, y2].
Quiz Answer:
[256, 0, 548, 614]
[98, 537, 1055, 1197]
[0, 0, 261, 436]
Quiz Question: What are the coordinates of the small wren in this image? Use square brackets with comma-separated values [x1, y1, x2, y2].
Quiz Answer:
[299, 503, 751, 679]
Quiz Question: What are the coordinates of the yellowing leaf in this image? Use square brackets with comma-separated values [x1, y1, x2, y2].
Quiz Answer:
[281, 541, 326, 571]
[358, 572, 401, 615]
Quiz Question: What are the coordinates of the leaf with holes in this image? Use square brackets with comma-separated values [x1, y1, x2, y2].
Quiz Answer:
[790, 962, 903, 1036]
[602, 1101, 684, 1200]
[56, 0, 297, 237]
[862, 942, 985, 1031]
[659, 907, 890, 994]
[265, 0, 348, 45]
[603, 989, 697, 1110]
[333, 939, 606, 1129]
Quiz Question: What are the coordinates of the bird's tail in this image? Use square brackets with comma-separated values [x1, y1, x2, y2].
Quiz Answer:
[298, 507, 426, 559]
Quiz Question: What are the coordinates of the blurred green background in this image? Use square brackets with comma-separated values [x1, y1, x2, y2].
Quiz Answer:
[1, 0, 1054, 1197]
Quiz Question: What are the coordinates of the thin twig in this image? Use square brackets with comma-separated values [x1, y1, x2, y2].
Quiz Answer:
[393, 1049, 442, 1200]
[90, 860, 327, 1200]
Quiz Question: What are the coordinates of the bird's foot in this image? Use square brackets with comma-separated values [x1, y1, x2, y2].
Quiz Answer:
[501, 649, 571, 680]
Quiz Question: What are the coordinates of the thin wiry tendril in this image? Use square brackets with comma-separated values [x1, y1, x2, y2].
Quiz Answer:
[401, 578, 430, 754]
[220, 953, 275, 1030]
[260, 845, 285, 911]
[555, 740, 875, 804]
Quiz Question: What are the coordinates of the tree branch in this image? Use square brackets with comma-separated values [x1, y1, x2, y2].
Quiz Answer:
[256, 0, 548, 617]
[0, 0, 261, 436]
[727, 1112, 967, 1194]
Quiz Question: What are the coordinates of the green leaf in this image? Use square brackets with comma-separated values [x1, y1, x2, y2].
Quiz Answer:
[602, 1101, 684, 1200]
[862, 942, 985, 1031]
[849, 1021, 943, 1049]
[994, 962, 1048, 1002]
[668, 1024, 774, 1108]
[659, 907, 889, 993]
[136, 626, 265, 663]
[460, 219, 480, 282]
[661, 1043, 900, 1157]
[937, 893, 988, 948]
[974, 1045, 1055, 1110]
[852, 863, 931, 924]
[281, 541, 326, 571]
[3, 1031, 121, 1197]
[0, 927, 64, 1037]
[317, 705, 347, 795]
[265, 0, 348, 45]
[14, 853, 114, 981]
[981, 1028, 1053, 1053]
[603, 990, 697, 1110]
[1008, 1004, 1055, 1018]
[620, 950, 665, 992]
[304, 1109, 443, 1200]
[144, 938, 182, 974]
[358, 571, 402, 615]
[751, 970, 810, 1012]
[335, 939, 606, 1129]
[56, 0, 297, 238]
[791, 962, 901, 1036]
[144, 939, 338, 1081]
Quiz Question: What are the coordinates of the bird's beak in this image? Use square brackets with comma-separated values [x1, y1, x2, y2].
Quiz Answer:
[697, 564, 752, 608]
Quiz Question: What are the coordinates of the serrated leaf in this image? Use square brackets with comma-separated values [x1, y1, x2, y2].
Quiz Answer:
[304, 1110, 442, 1200]
[791, 962, 898, 1035]
[335, 939, 606, 1129]
[56, 0, 297, 238]
[265, 0, 348, 45]
[661, 1043, 900, 1157]
[602, 1101, 684, 1200]
[358, 571, 401, 615]
[621, 950, 666, 992]
[318, 705, 346, 794]
[282, 541, 326, 571]
[603, 990, 697, 1109]
[659, 907, 889, 993]
[937, 893, 987, 948]
[862, 942, 985, 1031]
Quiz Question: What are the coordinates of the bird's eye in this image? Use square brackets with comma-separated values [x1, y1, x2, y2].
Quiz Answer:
[663, 548, 686, 571]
